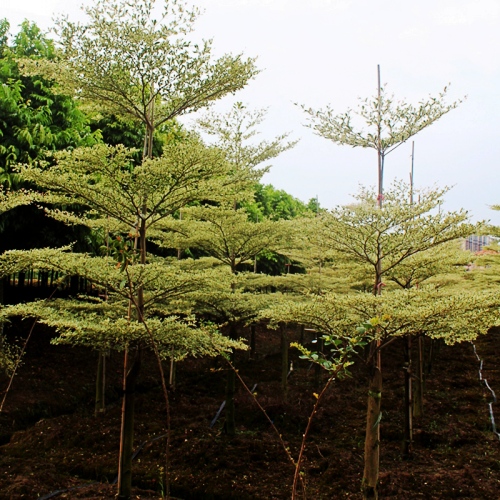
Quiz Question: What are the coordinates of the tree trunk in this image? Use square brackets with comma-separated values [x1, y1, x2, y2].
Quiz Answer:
[402, 336, 412, 458]
[362, 361, 382, 499]
[95, 352, 106, 416]
[281, 324, 289, 399]
[249, 324, 256, 360]
[225, 354, 236, 437]
[117, 216, 146, 497]
[225, 324, 237, 437]
[413, 335, 424, 418]
[426, 338, 436, 376]
[117, 348, 142, 500]
[169, 357, 176, 390]
[116, 111, 151, 500]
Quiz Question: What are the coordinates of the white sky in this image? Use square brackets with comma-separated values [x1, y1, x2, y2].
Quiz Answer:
[3, 0, 500, 222]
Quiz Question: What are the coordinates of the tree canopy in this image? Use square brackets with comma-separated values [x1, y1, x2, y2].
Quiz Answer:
[20, 0, 258, 158]
[311, 182, 475, 294]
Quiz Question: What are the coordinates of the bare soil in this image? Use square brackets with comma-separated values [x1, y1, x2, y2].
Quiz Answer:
[1, 320, 499, 499]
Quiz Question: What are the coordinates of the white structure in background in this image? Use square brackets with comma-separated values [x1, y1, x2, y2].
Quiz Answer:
[464, 235, 494, 252]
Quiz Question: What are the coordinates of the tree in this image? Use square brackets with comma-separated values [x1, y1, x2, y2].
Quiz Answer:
[169, 207, 292, 433]
[7, 136, 240, 498]
[301, 67, 462, 211]
[264, 284, 499, 499]
[197, 102, 297, 191]
[301, 77, 464, 466]
[16, 2, 258, 495]
[159, 101, 297, 433]
[20, 0, 258, 160]
[196, 101, 301, 277]
[290, 183, 476, 499]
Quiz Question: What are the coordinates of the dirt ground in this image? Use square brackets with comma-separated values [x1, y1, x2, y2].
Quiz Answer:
[1, 320, 499, 499]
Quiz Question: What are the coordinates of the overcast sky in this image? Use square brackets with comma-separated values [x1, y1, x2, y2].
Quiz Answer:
[4, 0, 500, 222]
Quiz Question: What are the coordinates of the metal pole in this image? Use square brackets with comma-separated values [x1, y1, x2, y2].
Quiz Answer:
[377, 64, 383, 209]
[410, 141, 415, 205]
[375, 65, 383, 297]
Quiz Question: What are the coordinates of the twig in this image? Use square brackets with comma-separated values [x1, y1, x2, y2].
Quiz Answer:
[291, 372, 339, 499]
[224, 357, 306, 497]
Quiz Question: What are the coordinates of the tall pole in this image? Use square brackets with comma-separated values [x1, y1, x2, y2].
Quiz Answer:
[375, 64, 383, 296]
[403, 141, 415, 458]
[410, 139, 425, 419]
[377, 64, 383, 210]
[363, 64, 383, 500]
[410, 141, 415, 205]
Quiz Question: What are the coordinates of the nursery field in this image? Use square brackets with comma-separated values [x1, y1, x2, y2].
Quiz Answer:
[1, 1, 500, 499]
[1, 321, 499, 499]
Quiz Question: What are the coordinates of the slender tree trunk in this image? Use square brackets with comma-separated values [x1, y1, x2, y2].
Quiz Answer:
[117, 347, 142, 500]
[169, 357, 176, 390]
[117, 214, 147, 498]
[95, 352, 106, 416]
[413, 335, 424, 418]
[250, 324, 256, 360]
[362, 64, 384, 500]
[281, 324, 289, 399]
[362, 362, 382, 499]
[403, 336, 412, 458]
[426, 338, 435, 376]
[225, 324, 237, 437]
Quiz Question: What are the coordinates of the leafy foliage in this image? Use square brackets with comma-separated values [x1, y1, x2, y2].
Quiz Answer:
[245, 183, 315, 222]
[19, 139, 231, 233]
[0, 19, 95, 187]
[197, 102, 297, 191]
[0, 188, 34, 215]
[1, 296, 243, 360]
[309, 182, 476, 292]
[302, 84, 462, 156]
[266, 286, 500, 346]
[21, 0, 257, 143]
[164, 206, 291, 272]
